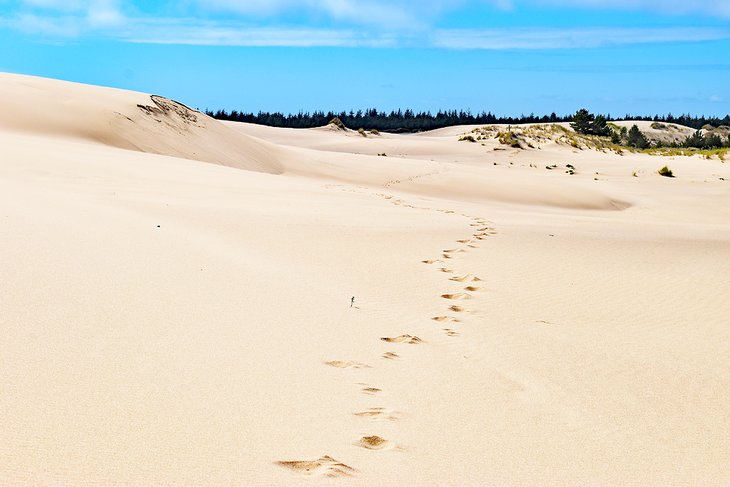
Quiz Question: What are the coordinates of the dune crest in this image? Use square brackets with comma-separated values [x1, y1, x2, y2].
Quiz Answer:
[0, 73, 282, 174]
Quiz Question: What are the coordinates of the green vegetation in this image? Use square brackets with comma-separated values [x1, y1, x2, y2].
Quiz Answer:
[568, 111, 730, 158]
[658, 166, 674, 178]
[626, 124, 650, 149]
[644, 147, 729, 160]
[497, 131, 521, 148]
[570, 108, 611, 136]
[682, 130, 726, 149]
[450, 114, 730, 161]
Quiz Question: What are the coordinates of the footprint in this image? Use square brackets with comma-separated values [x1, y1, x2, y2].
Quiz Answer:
[441, 293, 472, 300]
[456, 239, 472, 244]
[444, 329, 460, 337]
[380, 335, 423, 344]
[276, 456, 354, 477]
[431, 316, 460, 323]
[464, 286, 482, 292]
[442, 253, 454, 259]
[356, 435, 394, 451]
[449, 305, 467, 312]
[354, 408, 400, 421]
[421, 259, 441, 264]
[467, 244, 479, 249]
[361, 386, 382, 395]
[449, 274, 478, 282]
[382, 351, 399, 360]
[325, 360, 370, 369]
[438, 268, 454, 273]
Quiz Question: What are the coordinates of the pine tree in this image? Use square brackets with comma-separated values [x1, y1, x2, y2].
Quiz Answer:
[570, 108, 594, 134]
[627, 125, 650, 149]
[592, 115, 612, 136]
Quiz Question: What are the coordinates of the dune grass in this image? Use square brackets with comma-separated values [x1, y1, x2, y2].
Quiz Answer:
[643, 147, 728, 161]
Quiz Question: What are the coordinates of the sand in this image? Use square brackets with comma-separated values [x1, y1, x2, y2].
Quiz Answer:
[1, 72, 729, 486]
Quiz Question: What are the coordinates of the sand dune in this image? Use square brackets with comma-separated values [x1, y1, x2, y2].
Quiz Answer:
[2, 73, 730, 486]
[0, 73, 282, 173]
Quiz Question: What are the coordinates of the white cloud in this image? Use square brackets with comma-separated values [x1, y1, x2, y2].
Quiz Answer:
[189, 0, 730, 22]
[10, 13, 82, 36]
[4, 0, 730, 47]
[196, 0, 511, 28]
[17, 0, 125, 27]
[433, 27, 730, 49]
[87, 0, 124, 27]
[123, 20, 399, 47]
[528, 0, 730, 18]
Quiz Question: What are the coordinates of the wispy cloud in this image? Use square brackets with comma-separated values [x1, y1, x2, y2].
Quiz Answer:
[433, 27, 730, 49]
[529, 0, 730, 18]
[193, 0, 730, 22]
[3, 0, 730, 48]
[122, 20, 401, 48]
[10, 0, 125, 31]
[6, 14, 730, 49]
[195, 0, 513, 28]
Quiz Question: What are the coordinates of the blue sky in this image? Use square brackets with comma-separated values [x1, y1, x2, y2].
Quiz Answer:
[1, 0, 729, 116]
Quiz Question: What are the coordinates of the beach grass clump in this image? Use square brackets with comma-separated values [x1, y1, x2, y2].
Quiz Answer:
[329, 117, 346, 130]
[459, 135, 477, 142]
[497, 131, 521, 148]
[658, 166, 674, 178]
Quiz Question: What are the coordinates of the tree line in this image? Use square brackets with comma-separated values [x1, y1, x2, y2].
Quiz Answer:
[205, 108, 572, 132]
[206, 107, 730, 133]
